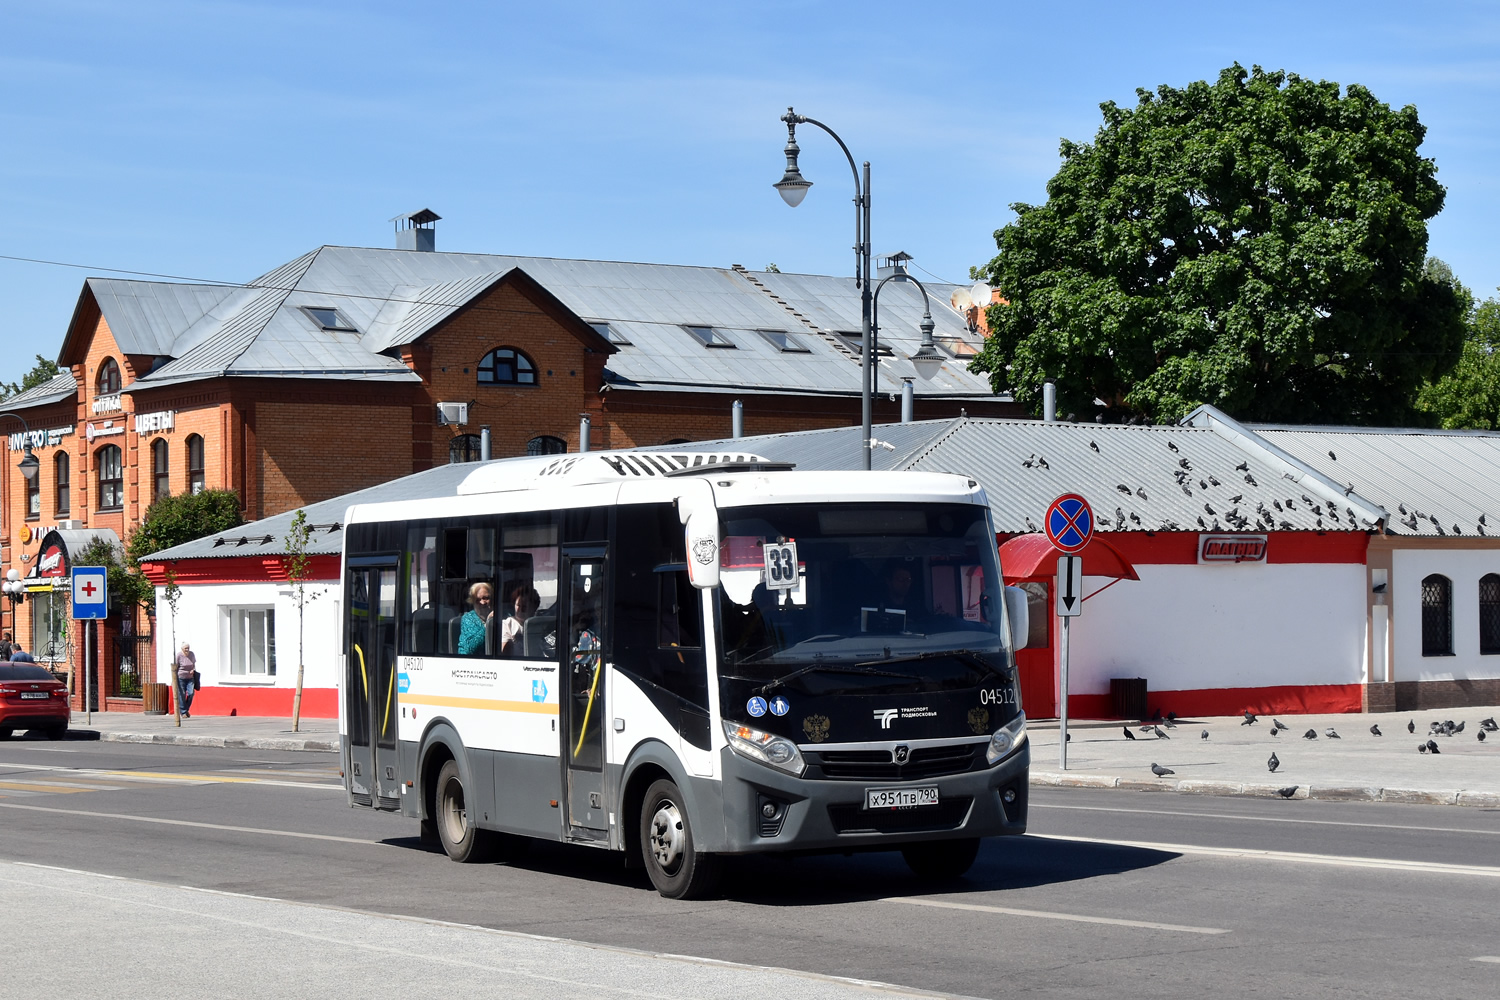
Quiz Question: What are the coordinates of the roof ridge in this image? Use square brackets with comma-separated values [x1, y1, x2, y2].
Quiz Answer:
[729, 264, 862, 364]
[894, 415, 969, 470]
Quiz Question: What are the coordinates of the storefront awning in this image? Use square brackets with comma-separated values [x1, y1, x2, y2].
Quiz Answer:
[998, 532, 1139, 583]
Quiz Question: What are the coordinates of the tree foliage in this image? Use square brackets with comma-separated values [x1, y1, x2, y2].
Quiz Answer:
[1416, 290, 1500, 428]
[973, 63, 1468, 425]
[74, 537, 154, 617]
[127, 489, 244, 563]
[0, 355, 62, 401]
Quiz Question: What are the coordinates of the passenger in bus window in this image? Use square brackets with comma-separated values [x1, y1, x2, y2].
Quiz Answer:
[499, 585, 540, 657]
[458, 582, 496, 656]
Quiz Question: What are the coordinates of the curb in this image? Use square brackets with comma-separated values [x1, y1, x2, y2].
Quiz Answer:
[1030, 771, 1500, 807]
[97, 731, 340, 753]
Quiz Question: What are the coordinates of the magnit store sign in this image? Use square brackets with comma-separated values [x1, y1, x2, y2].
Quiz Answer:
[1198, 533, 1268, 564]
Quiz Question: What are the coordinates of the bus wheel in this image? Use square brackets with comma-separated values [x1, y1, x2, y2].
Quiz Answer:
[901, 838, 980, 880]
[640, 778, 721, 899]
[434, 760, 494, 863]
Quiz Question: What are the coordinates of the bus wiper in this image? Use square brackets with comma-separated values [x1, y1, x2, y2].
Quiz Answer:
[755, 663, 922, 696]
[856, 648, 1011, 680]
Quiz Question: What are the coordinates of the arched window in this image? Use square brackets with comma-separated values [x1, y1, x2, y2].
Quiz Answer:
[527, 435, 566, 456]
[186, 435, 205, 494]
[96, 445, 123, 510]
[477, 347, 537, 386]
[54, 452, 69, 516]
[1421, 573, 1453, 656]
[151, 438, 170, 500]
[96, 357, 121, 395]
[449, 434, 482, 464]
[1481, 574, 1500, 655]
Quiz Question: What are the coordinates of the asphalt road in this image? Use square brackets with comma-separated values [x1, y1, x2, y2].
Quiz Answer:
[2, 737, 1498, 999]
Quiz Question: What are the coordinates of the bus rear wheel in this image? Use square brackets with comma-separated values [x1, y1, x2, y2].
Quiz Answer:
[640, 779, 721, 899]
[901, 837, 980, 881]
[434, 760, 494, 863]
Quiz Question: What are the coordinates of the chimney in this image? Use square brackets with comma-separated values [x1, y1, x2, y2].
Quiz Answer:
[391, 208, 441, 252]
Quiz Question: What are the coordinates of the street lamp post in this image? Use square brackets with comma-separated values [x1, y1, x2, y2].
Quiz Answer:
[0, 411, 42, 641]
[775, 108, 942, 469]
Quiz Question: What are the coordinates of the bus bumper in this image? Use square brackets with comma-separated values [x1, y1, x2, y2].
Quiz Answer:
[710, 741, 1029, 855]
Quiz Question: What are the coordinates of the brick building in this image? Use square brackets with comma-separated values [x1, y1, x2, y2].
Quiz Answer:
[0, 215, 1015, 712]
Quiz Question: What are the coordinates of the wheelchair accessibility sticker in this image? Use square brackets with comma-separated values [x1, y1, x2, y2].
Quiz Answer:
[532, 679, 549, 703]
[747, 696, 768, 717]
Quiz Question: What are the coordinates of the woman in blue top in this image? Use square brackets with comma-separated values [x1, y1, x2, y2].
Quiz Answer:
[458, 582, 495, 656]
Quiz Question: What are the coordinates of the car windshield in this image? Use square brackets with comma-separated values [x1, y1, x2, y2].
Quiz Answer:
[716, 502, 1008, 676]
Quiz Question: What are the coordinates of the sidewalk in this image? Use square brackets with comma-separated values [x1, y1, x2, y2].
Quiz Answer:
[65, 711, 339, 753]
[1029, 704, 1500, 807]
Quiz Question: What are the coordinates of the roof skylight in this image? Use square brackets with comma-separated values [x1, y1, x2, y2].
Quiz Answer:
[302, 306, 358, 332]
[589, 321, 631, 345]
[757, 329, 810, 353]
[835, 331, 892, 357]
[683, 325, 736, 349]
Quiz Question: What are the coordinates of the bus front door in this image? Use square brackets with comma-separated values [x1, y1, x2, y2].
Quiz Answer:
[347, 564, 402, 808]
[560, 547, 609, 840]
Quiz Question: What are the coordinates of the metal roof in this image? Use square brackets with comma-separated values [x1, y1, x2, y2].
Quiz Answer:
[1, 371, 78, 411]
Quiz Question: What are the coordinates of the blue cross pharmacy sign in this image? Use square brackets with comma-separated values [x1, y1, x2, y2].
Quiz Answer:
[71, 566, 108, 619]
[1045, 494, 1094, 553]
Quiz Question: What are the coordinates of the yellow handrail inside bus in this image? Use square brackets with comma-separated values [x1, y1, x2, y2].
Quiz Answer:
[353, 643, 368, 697]
[382, 661, 396, 737]
[572, 656, 603, 760]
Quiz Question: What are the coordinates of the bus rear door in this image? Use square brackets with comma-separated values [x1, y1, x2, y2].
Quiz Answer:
[346, 562, 402, 808]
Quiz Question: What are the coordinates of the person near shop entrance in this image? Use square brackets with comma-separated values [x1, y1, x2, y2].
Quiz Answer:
[8, 642, 35, 663]
[176, 643, 197, 717]
[0, 632, 13, 660]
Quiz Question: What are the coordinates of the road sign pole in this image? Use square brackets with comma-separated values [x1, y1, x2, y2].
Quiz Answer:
[1059, 614, 1070, 770]
[85, 622, 91, 725]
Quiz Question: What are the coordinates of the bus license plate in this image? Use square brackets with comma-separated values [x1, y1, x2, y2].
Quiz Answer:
[866, 786, 939, 810]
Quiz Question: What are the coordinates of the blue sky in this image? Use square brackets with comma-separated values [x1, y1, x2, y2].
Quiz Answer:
[3, 0, 1498, 382]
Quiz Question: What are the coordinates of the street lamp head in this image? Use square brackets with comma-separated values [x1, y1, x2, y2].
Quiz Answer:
[17, 445, 39, 485]
[774, 117, 812, 208]
[908, 314, 943, 380]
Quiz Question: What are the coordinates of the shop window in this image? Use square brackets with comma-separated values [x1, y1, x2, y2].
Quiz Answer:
[477, 347, 537, 386]
[449, 434, 482, 464]
[1421, 573, 1453, 656]
[96, 444, 123, 511]
[152, 438, 170, 500]
[187, 435, 205, 494]
[1480, 574, 1500, 654]
[225, 607, 276, 677]
[25, 467, 39, 519]
[97, 357, 121, 395]
[527, 435, 566, 456]
[30, 590, 68, 662]
[54, 452, 69, 516]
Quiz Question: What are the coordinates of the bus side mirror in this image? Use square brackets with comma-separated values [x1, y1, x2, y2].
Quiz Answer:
[678, 481, 720, 591]
[1004, 586, 1029, 650]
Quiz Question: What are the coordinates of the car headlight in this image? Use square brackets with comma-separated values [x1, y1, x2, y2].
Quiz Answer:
[986, 712, 1028, 765]
[723, 720, 806, 776]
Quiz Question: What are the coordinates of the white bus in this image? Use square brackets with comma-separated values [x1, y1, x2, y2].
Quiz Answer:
[340, 452, 1031, 898]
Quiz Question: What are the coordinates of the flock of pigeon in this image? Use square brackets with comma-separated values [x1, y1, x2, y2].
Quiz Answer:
[1132, 710, 1499, 797]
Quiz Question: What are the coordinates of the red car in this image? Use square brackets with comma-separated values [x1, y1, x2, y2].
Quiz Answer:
[0, 664, 70, 739]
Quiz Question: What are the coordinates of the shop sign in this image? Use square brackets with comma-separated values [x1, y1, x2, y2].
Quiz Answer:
[38, 543, 67, 578]
[85, 422, 125, 442]
[92, 394, 122, 414]
[1199, 533, 1268, 564]
[134, 410, 176, 435]
[7, 426, 74, 451]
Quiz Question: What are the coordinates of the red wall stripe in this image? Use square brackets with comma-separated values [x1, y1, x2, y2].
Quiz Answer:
[999, 531, 1368, 567]
[1062, 682, 1363, 720]
[189, 686, 338, 718]
[139, 554, 341, 586]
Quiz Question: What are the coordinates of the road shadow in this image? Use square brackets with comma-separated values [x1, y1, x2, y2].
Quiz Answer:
[0, 729, 100, 742]
[381, 835, 657, 890]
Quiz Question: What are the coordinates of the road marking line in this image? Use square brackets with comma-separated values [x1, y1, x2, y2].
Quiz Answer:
[0, 803, 380, 845]
[1035, 833, 1500, 878]
[1473, 956, 1500, 963]
[0, 780, 116, 794]
[881, 896, 1229, 935]
[0, 761, 341, 790]
[1033, 802, 1500, 837]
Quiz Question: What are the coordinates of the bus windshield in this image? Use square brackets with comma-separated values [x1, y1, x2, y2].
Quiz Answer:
[716, 502, 1008, 680]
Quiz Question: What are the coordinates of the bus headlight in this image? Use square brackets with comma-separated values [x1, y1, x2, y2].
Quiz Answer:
[986, 713, 1028, 765]
[723, 720, 806, 776]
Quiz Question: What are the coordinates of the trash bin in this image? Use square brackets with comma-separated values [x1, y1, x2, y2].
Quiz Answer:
[1110, 677, 1147, 720]
[143, 682, 172, 715]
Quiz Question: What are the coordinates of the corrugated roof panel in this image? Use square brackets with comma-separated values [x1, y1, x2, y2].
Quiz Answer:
[1, 371, 77, 410]
[88, 279, 241, 357]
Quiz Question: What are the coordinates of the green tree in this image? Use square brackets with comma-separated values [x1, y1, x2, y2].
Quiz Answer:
[74, 537, 154, 617]
[973, 63, 1468, 425]
[0, 355, 62, 401]
[127, 489, 244, 563]
[283, 509, 323, 732]
[1416, 290, 1500, 428]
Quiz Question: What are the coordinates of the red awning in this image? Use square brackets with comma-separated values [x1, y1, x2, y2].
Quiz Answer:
[997, 533, 1139, 583]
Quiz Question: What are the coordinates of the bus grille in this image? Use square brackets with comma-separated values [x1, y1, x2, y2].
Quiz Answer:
[827, 796, 973, 835]
[808, 743, 979, 781]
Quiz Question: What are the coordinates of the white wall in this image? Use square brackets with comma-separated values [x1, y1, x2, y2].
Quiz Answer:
[154, 580, 341, 690]
[1067, 562, 1368, 694]
[1392, 548, 1500, 682]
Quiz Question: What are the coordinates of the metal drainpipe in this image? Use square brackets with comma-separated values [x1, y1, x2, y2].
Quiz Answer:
[901, 379, 914, 423]
[579, 413, 591, 453]
[1043, 382, 1057, 422]
[732, 399, 744, 439]
[479, 425, 491, 461]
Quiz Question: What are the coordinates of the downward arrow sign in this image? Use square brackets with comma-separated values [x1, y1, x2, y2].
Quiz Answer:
[1062, 557, 1077, 610]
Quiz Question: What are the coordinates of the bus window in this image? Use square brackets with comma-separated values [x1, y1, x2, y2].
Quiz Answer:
[404, 527, 440, 655]
[613, 504, 709, 715]
[503, 518, 560, 658]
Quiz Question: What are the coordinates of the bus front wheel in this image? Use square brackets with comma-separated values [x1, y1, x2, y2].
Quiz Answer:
[434, 760, 494, 863]
[640, 779, 721, 899]
[901, 837, 980, 880]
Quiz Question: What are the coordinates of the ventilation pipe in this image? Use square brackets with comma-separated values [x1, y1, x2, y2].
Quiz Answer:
[579, 413, 591, 453]
[479, 425, 491, 462]
[1043, 381, 1057, 423]
[732, 399, 744, 439]
[901, 378, 914, 423]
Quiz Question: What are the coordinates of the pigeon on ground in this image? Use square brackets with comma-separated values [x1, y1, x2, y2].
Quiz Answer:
[1243, 710, 1258, 726]
[1408, 719, 1416, 734]
[1167, 712, 1178, 722]
[1150, 763, 1175, 777]
[1480, 717, 1497, 731]
[1236, 461, 1249, 472]
[1270, 727, 1281, 737]
[1037, 456, 1049, 470]
[1370, 724, 1382, 737]
[1116, 483, 1132, 494]
[1419, 742, 1428, 754]
[1245, 473, 1258, 486]
[1139, 725, 1155, 732]
[1427, 740, 1441, 754]
[1454, 721, 1465, 733]
[1090, 441, 1100, 453]
[1168, 442, 1179, 453]
[1164, 718, 1177, 728]
[1273, 718, 1290, 731]
[1154, 726, 1170, 739]
[1123, 726, 1136, 740]
[1277, 786, 1299, 798]
[1328, 450, 1337, 461]
[1325, 728, 1341, 739]
[1201, 729, 1209, 740]
[1480, 730, 1487, 743]
[1267, 752, 1280, 773]
[1303, 729, 1318, 740]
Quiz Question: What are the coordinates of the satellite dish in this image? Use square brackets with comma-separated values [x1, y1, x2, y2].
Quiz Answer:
[950, 287, 974, 312]
[970, 282, 993, 307]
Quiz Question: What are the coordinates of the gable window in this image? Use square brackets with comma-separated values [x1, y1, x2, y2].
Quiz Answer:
[1481, 574, 1500, 655]
[1421, 573, 1453, 656]
[301, 306, 358, 332]
[449, 434, 482, 464]
[478, 347, 537, 386]
[683, 325, 735, 349]
[54, 452, 69, 516]
[97, 357, 121, 394]
[588, 321, 631, 346]
[527, 435, 566, 456]
[757, 329, 810, 353]
[186, 434, 205, 494]
[96, 444, 123, 511]
[151, 438, 170, 500]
